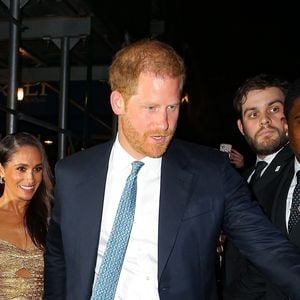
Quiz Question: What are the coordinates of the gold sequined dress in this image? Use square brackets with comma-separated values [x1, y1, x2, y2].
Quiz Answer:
[0, 239, 44, 299]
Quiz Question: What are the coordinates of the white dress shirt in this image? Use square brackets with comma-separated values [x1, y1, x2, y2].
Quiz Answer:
[93, 137, 161, 300]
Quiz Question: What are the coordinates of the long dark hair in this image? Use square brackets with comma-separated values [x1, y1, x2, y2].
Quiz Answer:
[0, 132, 54, 250]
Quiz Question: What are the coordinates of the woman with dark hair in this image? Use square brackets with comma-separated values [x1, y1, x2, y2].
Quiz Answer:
[0, 132, 54, 299]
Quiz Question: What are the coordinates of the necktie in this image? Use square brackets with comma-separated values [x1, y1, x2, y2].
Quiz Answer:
[288, 171, 300, 233]
[91, 160, 144, 300]
[249, 161, 268, 186]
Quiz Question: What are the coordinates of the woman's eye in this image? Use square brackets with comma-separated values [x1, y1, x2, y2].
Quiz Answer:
[17, 166, 26, 172]
[34, 166, 43, 172]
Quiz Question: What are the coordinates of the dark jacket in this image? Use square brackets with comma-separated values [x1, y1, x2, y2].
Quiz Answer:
[44, 140, 300, 300]
[222, 143, 295, 300]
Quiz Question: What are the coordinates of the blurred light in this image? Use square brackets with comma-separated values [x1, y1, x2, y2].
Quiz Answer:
[44, 140, 53, 145]
[181, 94, 189, 103]
[17, 87, 24, 101]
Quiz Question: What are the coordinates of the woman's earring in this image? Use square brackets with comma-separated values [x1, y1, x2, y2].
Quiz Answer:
[0, 176, 4, 184]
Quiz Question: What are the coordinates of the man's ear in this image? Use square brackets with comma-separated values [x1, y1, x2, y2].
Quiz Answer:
[110, 91, 125, 115]
[281, 117, 288, 136]
[237, 119, 245, 135]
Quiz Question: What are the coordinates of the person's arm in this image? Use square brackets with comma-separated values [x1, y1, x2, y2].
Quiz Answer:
[222, 161, 300, 299]
[44, 163, 66, 299]
[44, 217, 66, 299]
[223, 260, 270, 299]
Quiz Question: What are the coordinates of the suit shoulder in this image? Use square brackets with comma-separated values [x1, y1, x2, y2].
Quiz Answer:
[170, 139, 228, 165]
[55, 140, 112, 171]
[276, 143, 293, 161]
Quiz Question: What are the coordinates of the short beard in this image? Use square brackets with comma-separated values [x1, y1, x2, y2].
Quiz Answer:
[121, 115, 176, 158]
[244, 128, 288, 156]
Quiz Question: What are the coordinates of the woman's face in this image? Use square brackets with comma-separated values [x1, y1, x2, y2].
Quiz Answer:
[0, 145, 43, 202]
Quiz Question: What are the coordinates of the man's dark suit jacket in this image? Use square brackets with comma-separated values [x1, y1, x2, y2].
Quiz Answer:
[44, 140, 300, 300]
[222, 144, 294, 299]
[267, 159, 300, 299]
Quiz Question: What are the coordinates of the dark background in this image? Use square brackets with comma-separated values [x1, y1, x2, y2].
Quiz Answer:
[0, 0, 299, 165]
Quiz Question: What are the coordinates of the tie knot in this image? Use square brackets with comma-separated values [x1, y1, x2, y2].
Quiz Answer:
[131, 161, 144, 175]
[255, 161, 267, 173]
[249, 160, 268, 185]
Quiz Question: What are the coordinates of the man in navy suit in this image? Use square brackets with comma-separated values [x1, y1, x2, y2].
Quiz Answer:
[44, 40, 300, 300]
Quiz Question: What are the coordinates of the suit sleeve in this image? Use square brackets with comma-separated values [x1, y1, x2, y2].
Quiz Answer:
[44, 161, 66, 299]
[44, 219, 66, 299]
[222, 162, 300, 299]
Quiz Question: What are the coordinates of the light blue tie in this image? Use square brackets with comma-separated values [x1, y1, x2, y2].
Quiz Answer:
[91, 161, 144, 300]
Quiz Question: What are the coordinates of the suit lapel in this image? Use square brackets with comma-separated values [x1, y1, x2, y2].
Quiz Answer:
[272, 161, 294, 234]
[158, 144, 194, 279]
[72, 142, 113, 288]
[243, 166, 254, 181]
[251, 144, 293, 190]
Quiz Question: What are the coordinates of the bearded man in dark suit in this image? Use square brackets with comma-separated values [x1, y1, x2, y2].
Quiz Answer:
[222, 74, 294, 300]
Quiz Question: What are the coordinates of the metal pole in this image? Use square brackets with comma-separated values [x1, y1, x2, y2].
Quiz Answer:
[6, 0, 20, 134]
[82, 36, 92, 149]
[58, 37, 70, 159]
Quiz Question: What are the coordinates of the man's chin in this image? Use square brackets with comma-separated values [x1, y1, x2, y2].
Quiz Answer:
[255, 143, 281, 155]
[142, 144, 169, 158]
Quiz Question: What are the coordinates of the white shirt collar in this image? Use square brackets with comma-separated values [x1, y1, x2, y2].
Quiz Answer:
[256, 144, 287, 165]
[111, 134, 162, 172]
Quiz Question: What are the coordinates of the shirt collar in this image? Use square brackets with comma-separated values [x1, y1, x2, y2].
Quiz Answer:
[110, 134, 162, 171]
[256, 144, 286, 165]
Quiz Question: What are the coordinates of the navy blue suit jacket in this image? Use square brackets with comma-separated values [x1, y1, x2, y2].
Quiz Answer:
[44, 139, 300, 300]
